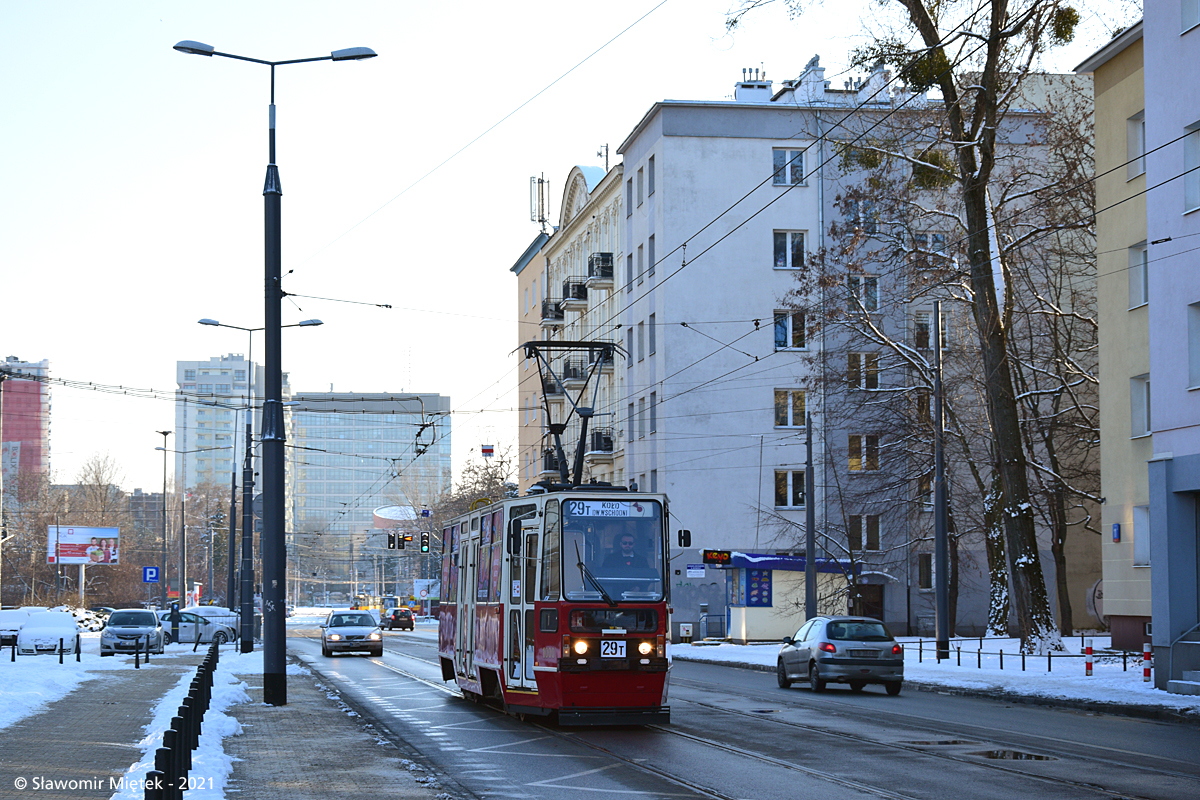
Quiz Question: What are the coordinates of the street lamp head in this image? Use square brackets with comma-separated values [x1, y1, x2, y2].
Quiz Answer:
[298, 319, 323, 327]
[198, 318, 220, 326]
[331, 47, 377, 62]
[174, 40, 215, 56]
[155, 447, 167, 452]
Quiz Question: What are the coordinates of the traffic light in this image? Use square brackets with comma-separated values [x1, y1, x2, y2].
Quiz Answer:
[420, 532, 430, 553]
[387, 532, 396, 549]
[404, 533, 414, 542]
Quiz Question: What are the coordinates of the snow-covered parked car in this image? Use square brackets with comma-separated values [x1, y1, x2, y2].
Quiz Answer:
[17, 611, 80, 655]
[0, 608, 30, 646]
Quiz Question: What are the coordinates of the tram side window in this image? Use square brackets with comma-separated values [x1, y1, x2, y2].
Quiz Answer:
[541, 499, 561, 600]
[477, 515, 492, 600]
[489, 510, 504, 602]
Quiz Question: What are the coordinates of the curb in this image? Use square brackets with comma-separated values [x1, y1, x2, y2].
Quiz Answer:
[671, 654, 1200, 726]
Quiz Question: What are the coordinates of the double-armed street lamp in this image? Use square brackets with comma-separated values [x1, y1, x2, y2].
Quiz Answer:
[177, 39, 374, 705]
[198, 317, 322, 652]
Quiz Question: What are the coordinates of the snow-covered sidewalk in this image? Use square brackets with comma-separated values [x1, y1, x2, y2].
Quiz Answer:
[672, 635, 1200, 718]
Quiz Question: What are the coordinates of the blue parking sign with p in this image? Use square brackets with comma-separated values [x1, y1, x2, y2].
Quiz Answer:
[143, 566, 159, 583]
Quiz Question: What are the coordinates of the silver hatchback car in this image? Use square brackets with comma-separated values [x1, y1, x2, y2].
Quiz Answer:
[320, 610, 383, 657]
[777, 616, 904, 695]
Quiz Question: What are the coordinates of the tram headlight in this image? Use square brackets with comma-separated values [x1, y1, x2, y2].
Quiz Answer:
[573, 639, 589, 655]
[638, 641, 653, 656]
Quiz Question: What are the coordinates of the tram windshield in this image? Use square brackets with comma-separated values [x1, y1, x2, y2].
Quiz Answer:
[561, 498, 665, 603]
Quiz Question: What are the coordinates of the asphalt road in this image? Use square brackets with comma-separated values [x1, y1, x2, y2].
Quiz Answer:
[288, 625, 1200, 800]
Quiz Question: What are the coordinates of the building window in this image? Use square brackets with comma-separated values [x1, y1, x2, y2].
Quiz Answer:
[626, 178, 633, 216]
[648, 234, 655, 277]
[649, 391, 657, 433]
[648, 313, 656, 354]
[198, 384, 214, 393]
[917, 472, 933, 507]
[1131, 374, 1151, 437]
[774, 310, 805, 350]
[1127, 111, 1146, 179]
[637, 244, 644, 284]
[627, 253, 633, 293]
[637, 321, 645, 361]
[913, 232, 948, 269]
[627, 328, 634, 367]
[650, 469, 658, 492]
[1129, 243, 1149, 308]
[648, 155, 655, 195]
[914, 311, 947, 351]
[918, 553, 933, 590]
[1187, 124, 1200, 213]
[847, 353, 879, 390]
[848, 514, 880, 551]
[772, 148, 804, 185]
[774, 470, 806, 507]
[1132, 505, 1151, 566]
[847, 198, 877, 233]
[1190, 302, 1200, 388]
[637, 167, 644, 207]
[638, 398, 646, 439]
[184, 369, 196, 380]
[773, 231, 805, 269]
[847, 275, 878, 311]
[628, 403, 635, 441]
[774, 389, 805, 427]
[849, 434, 880, 471]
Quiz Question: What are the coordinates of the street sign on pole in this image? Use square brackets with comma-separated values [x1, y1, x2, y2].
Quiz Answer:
[143, 566, 160, 583]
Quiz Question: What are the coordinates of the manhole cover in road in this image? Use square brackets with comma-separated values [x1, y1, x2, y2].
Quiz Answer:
[902, 740, 977, 746]
[969, 750, 1056, 761]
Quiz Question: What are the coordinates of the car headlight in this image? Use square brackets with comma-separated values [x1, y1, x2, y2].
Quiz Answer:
[369, 632, 381, 640]
[328, 633, 341, 641]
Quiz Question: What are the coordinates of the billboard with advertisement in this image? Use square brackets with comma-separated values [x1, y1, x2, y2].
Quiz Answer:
[46, 525, 121, 565]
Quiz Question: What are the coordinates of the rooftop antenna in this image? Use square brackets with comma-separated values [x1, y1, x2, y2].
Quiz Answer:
[530, 173, 550, 233]
[597, 144, 609, 172]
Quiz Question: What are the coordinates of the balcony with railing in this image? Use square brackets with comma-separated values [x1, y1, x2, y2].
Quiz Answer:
[585, 427, 615, 463]
[542, 376, 564, 399]
[587, 252, 614, 288]
[560, 358, 588, 389]
[588, 344, 616, 372]
[540, 298, 564, 329]
[540, 447, 563, 477]
[561, 278, 588, 310]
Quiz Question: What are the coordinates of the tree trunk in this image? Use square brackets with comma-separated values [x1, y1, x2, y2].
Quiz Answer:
[984, 474, 1010, 635]
[1050, 487, 1073, 636]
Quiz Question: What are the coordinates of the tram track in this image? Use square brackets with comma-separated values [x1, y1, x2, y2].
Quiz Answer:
[300, 637, 1193, 800]
[670, 671, 1200, 786]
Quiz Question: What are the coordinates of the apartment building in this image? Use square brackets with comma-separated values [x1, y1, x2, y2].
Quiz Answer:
[1, 356, 51, 498]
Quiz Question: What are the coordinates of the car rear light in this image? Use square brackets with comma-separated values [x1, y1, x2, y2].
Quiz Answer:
[656, 634, 665, 657]
[892, 643, 902, 655]
[818, 641, 836, 653]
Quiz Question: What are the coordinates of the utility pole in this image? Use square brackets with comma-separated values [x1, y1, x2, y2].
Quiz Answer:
[934, 301, 950, 661]
[805, 413, 817, 619]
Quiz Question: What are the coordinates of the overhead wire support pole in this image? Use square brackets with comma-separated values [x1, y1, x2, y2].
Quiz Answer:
[934, 300, 950, 661]
[805, 413, 816, 619]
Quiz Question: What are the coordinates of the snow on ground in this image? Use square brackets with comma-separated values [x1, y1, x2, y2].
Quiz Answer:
[672, 635, 1200, 714]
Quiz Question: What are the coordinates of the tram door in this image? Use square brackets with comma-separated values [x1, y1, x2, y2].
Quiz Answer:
[507, 521, 538, 688]
[458, 533, 478, 677]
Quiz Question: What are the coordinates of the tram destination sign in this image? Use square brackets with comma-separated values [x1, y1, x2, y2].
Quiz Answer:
[565, 500, 656, 518]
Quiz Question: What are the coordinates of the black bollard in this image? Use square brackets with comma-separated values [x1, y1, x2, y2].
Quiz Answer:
[59, 638, 64, 665]
[75, 635, 81, 662]
[145, 768, 165, 800]
[171, 715, 188, 775]
[135, 637, 141, 669]
[161, 730, 179, 800]
[11, 641, 15, 661]
[144, 634, 150, 663]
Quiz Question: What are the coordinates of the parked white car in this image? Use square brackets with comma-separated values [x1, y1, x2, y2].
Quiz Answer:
[17, 611, 80, 655]
[0, 609, 30, 647]
[158, 608, 237, 644]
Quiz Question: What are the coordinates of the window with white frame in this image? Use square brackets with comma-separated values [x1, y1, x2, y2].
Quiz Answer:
[648, 313, 656, 354]
[1189, 302, 1200, 388]
[627, 328, 634, 367]
[637, 167, 644, 206]
[913, 232, 948, 269]
[637, 321, 645, 361]
[848, 434, 880, 471]
[1129, 243, 1149, 307]
[648, 155, 655, 195]
[774, 310, 806, 349]
[774, 470, 806, 507]
[1127, 111, 1146, 179]
[913, 311, 948, 351]
[626, 254, 633, 293]
[1132, 504, 1151, 566]
[1187, 123, 1200, 212]
[847, 198, 877, 233]
[1130, 374, 1151, 437]
[848, 514, 880, 551]
[772, 148, 804, 185]
[648, 234, 655, 277]
[774, 230, 805, 269]
[649, 391, 657, 433]
[628, 402, 635, 441]
[774, 389, 805, 427]
[637, 244, 644, 284]
[848, 353, 879, 390]
[626, 178, 633, 215]
[184, 369, 196, 380]
[638, 397, 646, 438]
[847, 275, 878, 311]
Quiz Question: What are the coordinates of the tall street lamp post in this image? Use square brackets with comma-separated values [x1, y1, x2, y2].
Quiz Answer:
[177, 40, 374, 705]
[198, 317, 322, 651]
[155, 431, 172, 607]
[157, 444, 232, 605]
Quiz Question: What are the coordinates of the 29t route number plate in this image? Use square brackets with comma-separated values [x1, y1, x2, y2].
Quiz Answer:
[600, 639, 626, 658]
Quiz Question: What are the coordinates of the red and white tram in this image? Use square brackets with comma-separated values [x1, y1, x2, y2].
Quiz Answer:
[438, 487, 672, 724]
